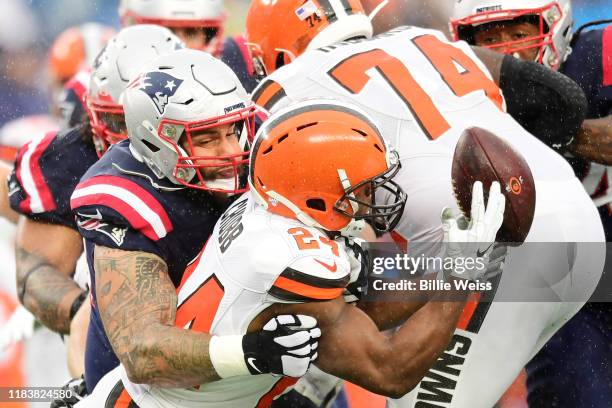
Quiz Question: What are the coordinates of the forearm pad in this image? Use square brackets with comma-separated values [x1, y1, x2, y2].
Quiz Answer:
[500, 55, 587, 150]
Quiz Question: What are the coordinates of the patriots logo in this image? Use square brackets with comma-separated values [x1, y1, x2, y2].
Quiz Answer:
[132, 72, 184, 115]
[77, 210, 127, 247]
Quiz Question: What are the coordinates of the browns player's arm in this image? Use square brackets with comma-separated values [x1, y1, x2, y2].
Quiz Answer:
[251, 293, 468, 399]
[94, 245, 221, 387]
[471, 47, 587, 150]
[357, 300, 425, 331]
[354, 229, 426, 330]
[568, 116, 612, 165]
[15, 218, 84, 334]
[0, 162, 19, 223]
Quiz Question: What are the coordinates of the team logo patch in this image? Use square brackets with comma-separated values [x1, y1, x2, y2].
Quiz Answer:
[506, 176, 523, 195]
[77, 210, 127, 246]
[132, 72, 184, 115]
[295, 0, 318, 21]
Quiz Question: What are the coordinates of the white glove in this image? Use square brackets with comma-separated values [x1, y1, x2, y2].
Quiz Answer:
[441, 181, 505, 281]
[0, 305, 37, 351]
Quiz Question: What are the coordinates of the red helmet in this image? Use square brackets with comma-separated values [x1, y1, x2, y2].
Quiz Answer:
[119, 0, 226, 56]
[86, 25, 184, 157]
[450, 0, 574, 70]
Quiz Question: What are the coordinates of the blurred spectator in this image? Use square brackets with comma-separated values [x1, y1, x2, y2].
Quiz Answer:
[0, 0, 48, 127]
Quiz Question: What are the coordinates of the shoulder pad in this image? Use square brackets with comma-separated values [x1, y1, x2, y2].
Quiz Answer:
[252, 78, 287, 112]
[11, 127, 93, 219]
[71, 174, 173, 241]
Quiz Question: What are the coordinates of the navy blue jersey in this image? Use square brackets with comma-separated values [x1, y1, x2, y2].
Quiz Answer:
[58, 70, 90, 130]
[70, 139, 228, 391]
[221, 35, 259, 93]
[562, 26, 612, 119]
[8, 126, 98, 229]
[561, 25, 612, 212]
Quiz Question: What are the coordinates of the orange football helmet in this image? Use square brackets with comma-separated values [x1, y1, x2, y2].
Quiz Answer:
[48, 23, 115, 85]
[250, 100, 406, 237]
[246, 0, 373, 74]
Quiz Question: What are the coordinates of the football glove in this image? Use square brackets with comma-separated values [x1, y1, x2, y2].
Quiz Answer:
[0, 305, 37, 352]
[441, 181, 505, 281]
[49, 376, 87, 408]
[210, 314, 320, 378]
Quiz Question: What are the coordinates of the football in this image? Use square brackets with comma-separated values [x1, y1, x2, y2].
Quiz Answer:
[451, 127, 536, 243]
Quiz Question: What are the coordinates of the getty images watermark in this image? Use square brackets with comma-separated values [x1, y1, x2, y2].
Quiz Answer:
[359, 241, 611, 303]
[370, 252, 493, 292]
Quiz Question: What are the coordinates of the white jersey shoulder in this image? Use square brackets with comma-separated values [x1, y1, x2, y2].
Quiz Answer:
[256, 25, 574, 182]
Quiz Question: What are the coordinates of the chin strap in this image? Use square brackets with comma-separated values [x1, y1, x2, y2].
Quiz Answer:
[337, 168, 365, 237]
[265, 190, 321, 228]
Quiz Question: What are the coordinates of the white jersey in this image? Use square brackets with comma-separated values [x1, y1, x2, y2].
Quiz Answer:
[252, 26, 605, 407]
[254, 26, 577, 245]
[82, 193, 352, 408]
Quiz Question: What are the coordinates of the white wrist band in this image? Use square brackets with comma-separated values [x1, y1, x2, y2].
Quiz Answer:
[209, 335, 250, 378]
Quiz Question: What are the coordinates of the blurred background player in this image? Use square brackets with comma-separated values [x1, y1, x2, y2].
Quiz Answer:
[0, 24, 114, 401]
[49, 23, 115, 130]
[119, 0, 260, 92]
[8, 26, 184, 395]
[451, 2, 612, 406]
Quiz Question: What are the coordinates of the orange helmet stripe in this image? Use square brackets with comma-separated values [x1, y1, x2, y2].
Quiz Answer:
[252, 80, 287, 111]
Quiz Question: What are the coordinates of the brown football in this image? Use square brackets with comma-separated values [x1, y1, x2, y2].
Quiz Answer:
[451, 127, 536, 243]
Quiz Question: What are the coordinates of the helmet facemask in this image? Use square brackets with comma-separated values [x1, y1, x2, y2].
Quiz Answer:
[334, 150, 406, 237]
[453, 2, 567, 69]
[86, 96, 128, 157]
[157, 105, 257, 194]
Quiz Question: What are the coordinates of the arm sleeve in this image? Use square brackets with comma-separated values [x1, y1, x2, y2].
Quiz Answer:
[500, 55, 587, 150]
[71, 175, 175, 262]
[73, 204, 165, 260]
[8, 131, 80, 228]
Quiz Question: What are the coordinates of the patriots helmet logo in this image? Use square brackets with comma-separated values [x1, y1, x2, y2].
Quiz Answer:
[132, 72, 184, 115]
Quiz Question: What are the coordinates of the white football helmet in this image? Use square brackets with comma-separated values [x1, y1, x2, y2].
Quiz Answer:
[123, 49, 258, 193]
[118, 0, 226, 56]
[450, 0, 573, 69]
[87, 25, 184, 156]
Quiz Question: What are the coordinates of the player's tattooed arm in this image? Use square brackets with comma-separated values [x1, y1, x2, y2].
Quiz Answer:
[0, 162, 19, 223]
[15, 218, 84, 334]
[569, 116, 612, 165]
[252, 293, 468, 399]
[94, 245, 221, 388]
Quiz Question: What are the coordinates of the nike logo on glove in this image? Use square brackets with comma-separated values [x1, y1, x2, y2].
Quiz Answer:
[247, 357, 262, 374]
[315, 259, 337, 273]
[476, 243, 494, 258]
